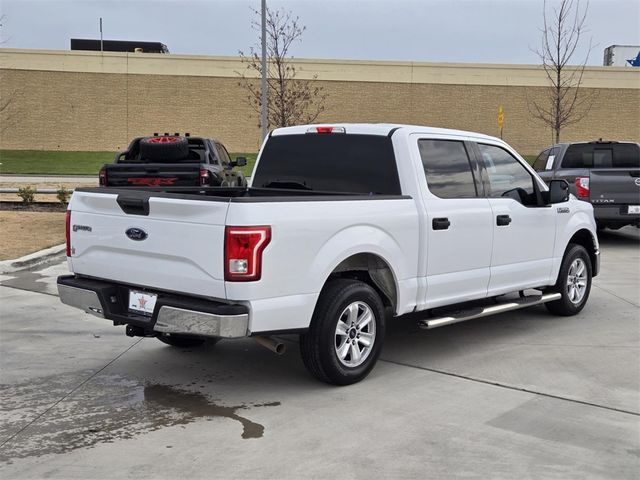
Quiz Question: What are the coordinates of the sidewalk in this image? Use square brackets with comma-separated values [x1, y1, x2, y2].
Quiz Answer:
[0, 175, 97, 183]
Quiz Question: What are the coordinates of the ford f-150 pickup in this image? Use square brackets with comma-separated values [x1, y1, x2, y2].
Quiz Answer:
[57, 124, 600, 385]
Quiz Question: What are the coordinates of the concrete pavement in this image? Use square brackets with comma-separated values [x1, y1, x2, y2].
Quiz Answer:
[0, 176, 97, 184]
[0, 227, 638, 479]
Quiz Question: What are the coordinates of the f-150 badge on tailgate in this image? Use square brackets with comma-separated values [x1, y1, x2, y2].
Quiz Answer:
[125, 227, 148, 241]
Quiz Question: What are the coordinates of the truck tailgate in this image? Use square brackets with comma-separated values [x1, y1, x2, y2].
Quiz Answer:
[68, 190, 229, 299]
[105, 163, 201, 187]
[590, 169, 640, 206]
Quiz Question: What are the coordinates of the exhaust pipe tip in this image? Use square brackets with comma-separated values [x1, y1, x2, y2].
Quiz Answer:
[254, 336, 286, 355]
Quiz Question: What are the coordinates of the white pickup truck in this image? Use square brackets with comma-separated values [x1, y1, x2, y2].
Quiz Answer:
[58, 124, 600, 385]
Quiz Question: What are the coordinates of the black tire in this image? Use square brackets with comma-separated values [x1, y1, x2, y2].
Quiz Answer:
[157, 334, 218, 348]
[545, 244, 592, 316]
[139, 136, 189, 161]
[300, 279, 386, 385]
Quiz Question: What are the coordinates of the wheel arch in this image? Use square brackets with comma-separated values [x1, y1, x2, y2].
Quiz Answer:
[567, 228, 599, 277]
[324, 252, 399, 314]
[309, 224, 408, 316]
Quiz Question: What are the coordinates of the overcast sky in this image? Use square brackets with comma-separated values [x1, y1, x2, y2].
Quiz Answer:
[1, 0, 639, 65]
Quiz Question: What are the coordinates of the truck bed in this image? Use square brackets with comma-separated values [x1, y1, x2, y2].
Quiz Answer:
[67, 187, 417, 322]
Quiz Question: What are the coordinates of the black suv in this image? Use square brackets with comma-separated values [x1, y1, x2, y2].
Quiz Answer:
[533, 140, 640, 230]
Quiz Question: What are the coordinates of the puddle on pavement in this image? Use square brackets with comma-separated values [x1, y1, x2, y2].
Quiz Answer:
[144, 384, 278, 440]
[0, 270, 51, 295]
[0, 372, 280, 463]
[0, 252, 67, 295]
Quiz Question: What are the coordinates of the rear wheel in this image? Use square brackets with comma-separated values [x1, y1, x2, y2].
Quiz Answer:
[545, 244, 592, 316]
[157, 334, 218, 348]
[300, 279, 386, 385]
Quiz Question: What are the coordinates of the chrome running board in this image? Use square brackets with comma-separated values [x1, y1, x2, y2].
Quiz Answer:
[418, 292, 561, 330]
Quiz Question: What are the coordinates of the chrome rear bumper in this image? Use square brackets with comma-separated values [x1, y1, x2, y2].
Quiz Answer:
[58, 284, 105, 318]
[154, 306, 248, 338]
[57, 278, 249, 339]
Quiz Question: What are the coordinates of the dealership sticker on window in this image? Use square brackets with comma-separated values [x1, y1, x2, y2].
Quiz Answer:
[545, 155, 555, 170]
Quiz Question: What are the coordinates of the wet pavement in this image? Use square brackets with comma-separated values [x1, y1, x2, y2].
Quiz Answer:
[0, 227, 638, 479]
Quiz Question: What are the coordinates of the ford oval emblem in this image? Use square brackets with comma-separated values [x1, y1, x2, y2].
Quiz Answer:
[126, 227, 148, 241]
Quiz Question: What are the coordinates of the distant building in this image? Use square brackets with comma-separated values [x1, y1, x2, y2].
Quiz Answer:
[70, 38, 169, 54]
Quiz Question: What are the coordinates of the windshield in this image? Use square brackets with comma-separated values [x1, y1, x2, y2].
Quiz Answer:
[252, 134, 401, 194]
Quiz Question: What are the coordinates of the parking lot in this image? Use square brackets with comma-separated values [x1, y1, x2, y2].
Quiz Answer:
[0, 227, 638, 479]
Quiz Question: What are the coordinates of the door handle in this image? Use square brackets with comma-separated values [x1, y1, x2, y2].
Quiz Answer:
[496, 215, 512, 226]
[432, 217, 450, 230]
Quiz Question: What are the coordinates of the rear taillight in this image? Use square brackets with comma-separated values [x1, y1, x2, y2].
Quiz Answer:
[99, 167, 108, 186]
[224, 226, 271, 281]
[575, 177, 590, 198]
[65, 210, 72, 257]
[200, 168, 210, 186]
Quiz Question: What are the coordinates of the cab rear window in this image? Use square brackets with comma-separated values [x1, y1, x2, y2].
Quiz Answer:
[561, 143, 640, 169]
[253, 134, 401, 194]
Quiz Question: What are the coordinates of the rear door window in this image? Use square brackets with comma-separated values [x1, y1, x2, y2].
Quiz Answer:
[216, 143, 231, 166]
[253, 134, 401, 194]
[545, 148, 559, 170]
[418, 139, 478, 198]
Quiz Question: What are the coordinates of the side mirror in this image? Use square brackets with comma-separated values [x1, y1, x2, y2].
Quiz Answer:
[548, 179, 569, 204]
[233, 157, 247, 167]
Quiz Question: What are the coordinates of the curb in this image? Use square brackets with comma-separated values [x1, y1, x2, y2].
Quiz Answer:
[0, 174, 96, 178]
[0, 244, 66, 274]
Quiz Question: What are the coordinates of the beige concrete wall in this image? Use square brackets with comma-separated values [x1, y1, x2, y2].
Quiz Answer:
[1, 48, 639, 154]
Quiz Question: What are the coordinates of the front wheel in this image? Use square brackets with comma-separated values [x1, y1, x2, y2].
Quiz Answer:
[300, 279, 386, 385]
[545, 244, 592, 316]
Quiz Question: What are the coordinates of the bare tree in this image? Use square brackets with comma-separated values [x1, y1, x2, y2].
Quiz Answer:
[238, 7, 327, 130]
[530, 0, 596, 143]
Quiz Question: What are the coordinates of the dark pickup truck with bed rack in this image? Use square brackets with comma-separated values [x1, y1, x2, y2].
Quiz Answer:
[99, 134, 247, 188]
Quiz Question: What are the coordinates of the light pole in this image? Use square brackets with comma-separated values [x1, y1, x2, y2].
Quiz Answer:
[260, 0, 268, 140]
